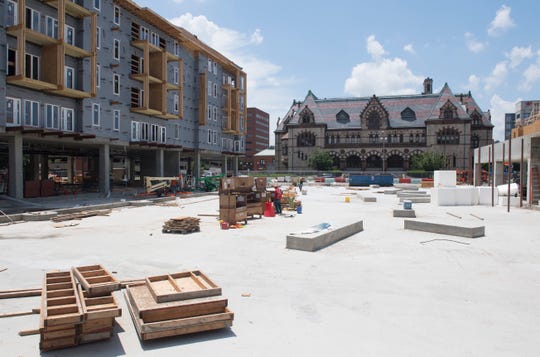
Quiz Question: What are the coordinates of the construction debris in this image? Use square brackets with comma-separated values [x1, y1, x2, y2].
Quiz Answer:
[124, 270, 233, 341]
[72, 265, 120, 297]
[51, 209, 111, 222]
[162, 216, 201, 234]
[0, 287, 42, 299]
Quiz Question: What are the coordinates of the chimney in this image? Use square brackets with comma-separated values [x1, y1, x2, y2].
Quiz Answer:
[422, 77, 433, 95]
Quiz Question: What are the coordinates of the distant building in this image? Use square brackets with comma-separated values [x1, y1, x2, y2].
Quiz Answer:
[275, 78, 493, 172]
[515, 100, 540, 126]
[253, 148, 275, 171]
[240, 107, 269, 170]
[505, 113, 516, 140]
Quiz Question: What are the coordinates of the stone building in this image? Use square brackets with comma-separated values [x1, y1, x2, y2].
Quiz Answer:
[275, 79, 493, 172]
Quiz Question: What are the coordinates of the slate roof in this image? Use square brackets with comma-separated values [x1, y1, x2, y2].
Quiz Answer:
[276, 84, 492, 131]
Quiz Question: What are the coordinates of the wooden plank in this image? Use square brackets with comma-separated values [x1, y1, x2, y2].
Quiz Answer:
[19, 328, 40, 336]
[146, 270, 221, 303]
[47, 288, 74, 299]
[79, 329, 113, 344]
[39, 336, 77, 351]
[80, 317, 114, 333]
[0, 309, 39, 318]
[40, 270, 83, 328]
[126, 284, 228, 323]
[139, 308, 234, 333]
[77, 285, 121, 320]
[41, 327, 77, 340]
[0, 288, 41, 299]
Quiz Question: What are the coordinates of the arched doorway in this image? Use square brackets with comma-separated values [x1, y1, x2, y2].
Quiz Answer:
[387, 154, 404, 169]
[346, 155, 361, 169]
[366, 155, 382, 169]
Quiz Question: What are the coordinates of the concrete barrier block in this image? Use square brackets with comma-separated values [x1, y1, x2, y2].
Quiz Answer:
[399, 196, 431, 203]
[404, 219, 484, 238]
[287, 220, 363, 252]
[393, 209, 416, 218]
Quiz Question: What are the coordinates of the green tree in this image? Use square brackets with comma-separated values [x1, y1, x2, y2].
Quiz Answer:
[410, 152, 446, 171]
[308, 150, 334, 171]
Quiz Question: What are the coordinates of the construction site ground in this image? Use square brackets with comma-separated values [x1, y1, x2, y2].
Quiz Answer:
[0, 184, 539, 356]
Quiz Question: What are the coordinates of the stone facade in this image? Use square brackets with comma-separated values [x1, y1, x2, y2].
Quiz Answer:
[275, 79, 493, 172]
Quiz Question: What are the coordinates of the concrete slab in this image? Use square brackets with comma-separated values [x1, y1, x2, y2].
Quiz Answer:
[286, 220, 364, 251]
[404, 219, 484, 238]
[399, 196, 431, 203]
[393, 209, 416, 218]
[358, 194, 377, 202]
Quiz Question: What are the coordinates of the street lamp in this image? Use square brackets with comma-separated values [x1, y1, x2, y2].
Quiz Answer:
[380, 131, 387, 173]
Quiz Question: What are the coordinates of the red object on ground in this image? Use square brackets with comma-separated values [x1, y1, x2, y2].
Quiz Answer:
[264, 201, 275, 217]
[334, 177, 346, 183]
[220, 221, 230, 230]
[399, 178, 411, 183]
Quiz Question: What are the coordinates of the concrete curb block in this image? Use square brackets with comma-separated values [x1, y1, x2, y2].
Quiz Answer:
[286, 220, 364, 252]
[22, 211, 58, 221]
[393, 209, 416, 218]
[399, 197, 431, 203]
[404, 219, 484, 238]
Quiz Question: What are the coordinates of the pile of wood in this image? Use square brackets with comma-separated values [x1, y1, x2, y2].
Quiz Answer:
[39, 265, 121, 351]
[124, 270, 233, 341]
[162, 216, 200, 234]
[51, 209, 111, 222]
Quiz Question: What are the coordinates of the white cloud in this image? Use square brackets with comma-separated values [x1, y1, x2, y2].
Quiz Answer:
[344, 36, 424, 96]
[488, 5, 515, 37]
[403, 43, 415, 54]
[507, 46, 533, 68]
[366, 35, 387, 60]
[490, 94, 518, 141]
[466, 74, 481, 91]
[520, 64, 540, 91]
[169, 13, 293, 144]
[464, 32, 486, 53]
[484, 61, 508, 91]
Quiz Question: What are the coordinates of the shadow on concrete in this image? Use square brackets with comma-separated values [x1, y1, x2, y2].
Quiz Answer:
[140, 328, 237, 351]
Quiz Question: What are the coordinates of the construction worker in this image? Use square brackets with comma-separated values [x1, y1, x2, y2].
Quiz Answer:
[273, 184, 283, 215]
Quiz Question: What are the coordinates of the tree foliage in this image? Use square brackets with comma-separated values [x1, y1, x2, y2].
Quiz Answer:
[308, 150, 334, 171]
[410, 152, 446, 171]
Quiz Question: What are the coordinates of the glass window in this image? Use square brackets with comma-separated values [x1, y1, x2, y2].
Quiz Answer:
[96, 27, 101, 49]
[113, 39, 120, 60]
[113, 74, 120, 95]
[113, 6, 120, 25]
[45, 104, 59, 129]
[96, 64, 100, 88]
[62, 108, 74, 131]
[7, 1, 17, 26]
[113, 110, 120, 131]
[92, 103, 100, 126]
[46, 17, 58, 39]
[6, 97, 21, 126]
[65, 25, 75, 45]
[24, 100, 40, 127]
[65, 66, 74, 89]
[94, 0, 100, 11]
[25, 7, 40, 31]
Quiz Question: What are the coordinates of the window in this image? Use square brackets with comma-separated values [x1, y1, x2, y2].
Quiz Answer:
[174, 95, 179, 113]
[471, 113, 482, 127]
[113, 6, 120, 25]
[45, 104, 60, 129]
[173, 41, 180, 56]
[25, 7, 40, 31]
[140, 26, 149, 41]
[96, 64, 100, 88]
[160, 127, 166, 143]
[207, 105, 212, 121]
[140, 122, 148, 141]
[7, 48, 16, 76]
[401, 107, 416, 121]
[64, 66, 74, 89]
[94, 0, 100, 11]
[212, 130, 217, 144]
[151, 124, 158, 142]
[174, 124, 180, 139]
[131, 121, 140, 141]
[208, 58, 212, 71]
[213, 83, 218, 97]
[96, 27, 101, 49]
[61, 108, 74, 131]
[113, 110, 120, 131]
[336, 110, 350, 124]
[7, 0, 17, 26]
[92, 103, 100, 126]
[113, 39, 120, 60]
[213, 106, 218, 121]
[367, 111, 380, 130]
[150, 32, 159, 46]
[207, 81, 212, 96]
[6, 97, 21, 126]
[240, 76, 245, 91]
[436, 127, 460, 145]
[213, 61, 217, 75]
[25, 53, 39, 80]
[240, 114, 244, 131]
[173, 68, 179, 84]
[113, 73, 120, 95]
[24, 100, 40, 127]
[65, 25, 75, 45]
[46, 17, 58, 39]
[297, 132, 316, 147]
[471, 134, 480, 148]
[207, 129, 212, 144]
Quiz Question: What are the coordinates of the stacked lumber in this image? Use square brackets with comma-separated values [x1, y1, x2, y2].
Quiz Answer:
[51, 209, 111, 222]
[124, 270, 233, 341]
[39, 265, 122, 351]
[39, 271, 83, 351]
[162, 216, 200, 234]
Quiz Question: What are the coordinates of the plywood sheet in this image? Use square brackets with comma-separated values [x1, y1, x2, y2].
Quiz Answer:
[146, 270, 221, 303]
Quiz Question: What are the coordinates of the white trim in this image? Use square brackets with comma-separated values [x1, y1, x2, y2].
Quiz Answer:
[113, 6, 121, 26]
[25, 53, 40, 80]
[7, 0, 17, 26]
[6, 97, 21, 126]
[94, 0, 101, 11]
[24, 100, 40, 127]
[64, 66, 75, 89]
[65, 25, 75, 45]
[113, 39, 120, 60]
[113, 73, 120, 95]
[46, 16, 58, 39]
[96, 27, 101, 49]
[113, 110, 120, 131]
[26, 7, 40, 31]
[174, 94, 179, 113]
[92, 103, 100, 127]
[61, 107, 74, 132]
[45, 103, 60, 129]
[96, 64, 101, 88]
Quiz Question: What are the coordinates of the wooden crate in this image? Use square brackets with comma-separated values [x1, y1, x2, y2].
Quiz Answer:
[146, 271, 221, 303]
[39, 271, 83, 351]
[235, 176, 254, 191]
[125, 284, 228, 323]
[125, 292, 233, 341]
[72, 265, 120, 297]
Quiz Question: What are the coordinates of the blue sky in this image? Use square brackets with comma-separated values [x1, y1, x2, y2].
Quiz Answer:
[139, 0, 540, 143]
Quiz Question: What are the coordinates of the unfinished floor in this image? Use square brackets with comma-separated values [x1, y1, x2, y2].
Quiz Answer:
[1, 185, 539, 356]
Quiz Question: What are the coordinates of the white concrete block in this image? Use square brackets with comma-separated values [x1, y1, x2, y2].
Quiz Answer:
[432, 187, 455, 206]
[434, 170, 457, 188]
[477, 187, 498, 205]
[498, 196, 521, 207]
[497, 183, 519, 196]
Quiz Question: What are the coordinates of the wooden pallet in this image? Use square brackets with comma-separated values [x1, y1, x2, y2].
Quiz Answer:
[125, 284, 228, 323]
[125, 291, 233, 341]
[77, 285, 120, 344]
[146, 271, 221, 303]
[72, 265, 120, 297]
[162, 217, 200, 234]
[51, 209, 111, 222]
[39, 271, 83, 351]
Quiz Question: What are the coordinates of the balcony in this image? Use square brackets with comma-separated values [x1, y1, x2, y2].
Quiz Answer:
[65, 43, 92, 58]
[131, 40, 162, 53]
[7, 75, 57, 91]
[7, 25, 59, 46]
[49, 86, 92, 99]
[43, 0, 92, 18]
[131, 107, 163, 116]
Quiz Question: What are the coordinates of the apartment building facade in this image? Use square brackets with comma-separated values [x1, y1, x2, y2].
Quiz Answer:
[0, 0, 247, 198]
[240, 107, 269, 171]
[275, 79, 493, 172]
